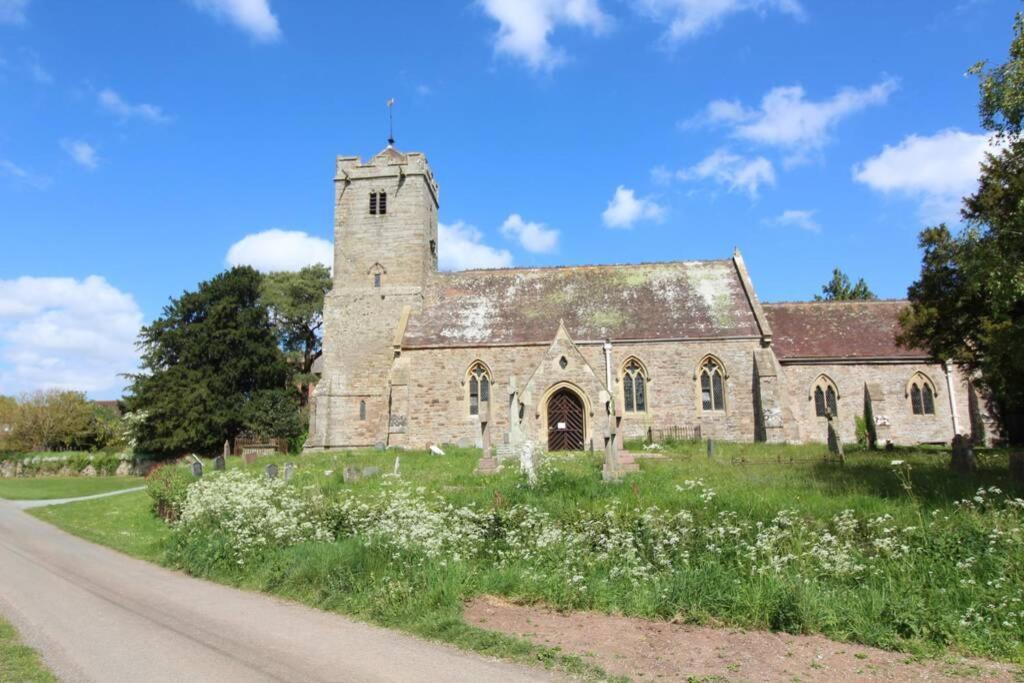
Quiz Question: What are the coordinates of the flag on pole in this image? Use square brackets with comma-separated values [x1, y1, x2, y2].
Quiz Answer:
[387, 98, 395, 107]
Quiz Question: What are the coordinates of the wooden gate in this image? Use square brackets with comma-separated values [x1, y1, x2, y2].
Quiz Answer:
[547, 388, 585, 451]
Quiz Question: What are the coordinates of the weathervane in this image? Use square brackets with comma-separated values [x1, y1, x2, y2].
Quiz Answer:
[387, 98, 395, 147]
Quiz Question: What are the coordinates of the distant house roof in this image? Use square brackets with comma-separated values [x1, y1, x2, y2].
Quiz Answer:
[403, 260, 763, 348]
[90, 400, 122, 416]
[762, 300, 927, 361]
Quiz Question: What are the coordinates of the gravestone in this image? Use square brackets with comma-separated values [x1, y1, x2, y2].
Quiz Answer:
[283, 462, 295, 482]
[951, 433, 976, 473]
[191, 460, 203, 477]
[223, 440, 231, 458]
[343, 465, 361, 483]
[242, 451, 257, 466]
[706, 438, 715, 459]
[213, 455, 225, 471]
[392, 456, 400, 477]
[825, 410, 845, 464]
[265, 463, 278, 480]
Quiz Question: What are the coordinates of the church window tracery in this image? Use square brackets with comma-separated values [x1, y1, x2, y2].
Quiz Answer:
[908, 373, 937, 415]
[467, 362, 491, 416]
[621, 358, 648, 413]
[699, 357, 726, 411]
[810, 376, 839, 417]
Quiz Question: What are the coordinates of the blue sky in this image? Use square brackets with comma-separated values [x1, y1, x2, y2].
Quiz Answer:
[0, 0, 1015, 398]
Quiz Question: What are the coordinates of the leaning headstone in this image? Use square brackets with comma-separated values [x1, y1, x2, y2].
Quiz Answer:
[191, 460, 203, 477]
[342, 465, 361, 483]
[429, 444, 445, 456]
[706, 438, 715, 459]
[283, 462, 295, 482]
[265, 463, 278, 480]
[520, 442, 539, 486]
[826, 411, 845, 465]
[392, 456, 401, 477]
[213, 455, 225, 471]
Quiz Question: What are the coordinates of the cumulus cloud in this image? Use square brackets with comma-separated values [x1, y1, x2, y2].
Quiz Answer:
[633, 0, 804, 42]
[226, 229, 333, 272]
[677, 149, 776, 198]
[0, 276, 143, 396]
[98, 88, 170, 124]
[697, 79, 898, 163]
[188, 0, 281, 42]
[60, 139, 99, 170]
[766, 209, 820, 232]
[0, 0, 29, 25]
[438, 221, 513, 270]
[479, 0, 611, 70]
[500, 213, 559, 252]
[853, 129, 995, 223]
[602, 185, 666, 229]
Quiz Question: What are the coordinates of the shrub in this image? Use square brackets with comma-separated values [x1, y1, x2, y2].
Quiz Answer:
[146, 465, 194, 521]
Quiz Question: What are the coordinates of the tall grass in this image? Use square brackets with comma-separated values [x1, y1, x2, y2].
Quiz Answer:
[154, 443, 1024, 665]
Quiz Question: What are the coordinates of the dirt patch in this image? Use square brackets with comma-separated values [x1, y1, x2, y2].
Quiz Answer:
[465, 596, 1018, 682]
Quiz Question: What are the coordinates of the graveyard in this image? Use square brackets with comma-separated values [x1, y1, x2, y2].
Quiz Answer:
[28, 441, 1024, 676]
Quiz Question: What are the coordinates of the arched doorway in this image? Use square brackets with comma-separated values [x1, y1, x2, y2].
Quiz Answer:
[547, 387, 585, 451]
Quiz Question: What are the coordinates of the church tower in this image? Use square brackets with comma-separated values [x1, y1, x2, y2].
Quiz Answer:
[306, 145, 440, 449]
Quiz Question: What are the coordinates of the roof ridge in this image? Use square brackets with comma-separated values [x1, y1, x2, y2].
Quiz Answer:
[763, 299, 909, 306]
[438, 258, 734, 275]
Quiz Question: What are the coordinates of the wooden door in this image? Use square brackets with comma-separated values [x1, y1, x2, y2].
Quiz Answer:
[547, 388, 584, 451]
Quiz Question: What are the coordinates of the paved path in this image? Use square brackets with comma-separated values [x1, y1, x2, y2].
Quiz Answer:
[0, 501, 555, 682]
[12, 485, 146, 509]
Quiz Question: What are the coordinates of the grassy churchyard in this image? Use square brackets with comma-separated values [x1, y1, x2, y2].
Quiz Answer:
[30, 442, 1024, 673]
[0, 476, 142, 501]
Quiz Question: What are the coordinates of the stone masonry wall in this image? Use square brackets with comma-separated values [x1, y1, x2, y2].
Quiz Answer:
[777, 361, 975, 446]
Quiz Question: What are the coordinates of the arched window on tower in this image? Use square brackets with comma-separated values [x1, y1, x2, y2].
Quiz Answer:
[467, 362, 491, 416]
[811, 376, 839, 417]
[621, 358, 648, 413]
[908, 373, 937, 415]
[699, 357, 726, 412]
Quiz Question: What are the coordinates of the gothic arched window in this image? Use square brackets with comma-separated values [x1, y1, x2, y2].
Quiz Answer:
[621, 358, 648, 413]
[811, 376, 839, 417]
[359, 400, 366, 421]
[699, 357, 726, 412]
[908, 373, 937, 415]
[467, 362, 491, 416]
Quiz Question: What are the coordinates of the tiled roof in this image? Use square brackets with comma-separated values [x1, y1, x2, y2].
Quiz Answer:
[762, 300, 927, 360]
[403, 260, 762, 347]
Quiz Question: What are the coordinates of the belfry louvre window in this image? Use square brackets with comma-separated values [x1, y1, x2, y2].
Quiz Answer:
[468, 363, 491, 416]
[622, 359, 647, 412]
[369, 191, 387, 215]
[700, 358, 725, 411]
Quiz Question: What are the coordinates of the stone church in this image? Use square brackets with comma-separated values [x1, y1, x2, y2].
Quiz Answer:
[305, 144, 990, 454]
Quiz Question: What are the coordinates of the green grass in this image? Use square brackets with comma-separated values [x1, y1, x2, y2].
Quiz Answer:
[0, 476, 142, 500]
[30, 443, 1024, 674]
[0, 615, 56, 682]
[31, 490, 171, 563]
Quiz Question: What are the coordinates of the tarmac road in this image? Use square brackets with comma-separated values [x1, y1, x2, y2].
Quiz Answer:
[0, 499, 554, 682]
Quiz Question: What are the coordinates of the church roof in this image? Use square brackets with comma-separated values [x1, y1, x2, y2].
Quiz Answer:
[762, 300, 928, 361]
[403, 260, 763, 347]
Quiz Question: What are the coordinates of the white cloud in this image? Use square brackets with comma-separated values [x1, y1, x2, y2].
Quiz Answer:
[98, 88, 170, 124]
[479, 0, 611, 70]
[438, 221, 513, 270]
[767, 209, 820, 232]
[416, 84, 432, 96]
[226, 229, 333, 272]
[0, 0, 29, 25]
[633, 0, 804, 42]
[853, 129, 995, 222]
[60, 139, 99, 170]
[602, 185, 666, 228]
[700, 79, 898, 162]
[500, 213, 559, 252]
[188, 0, 281, 42]
[0, 159, 50, 190]
[678, 149, 776, 197]
[0, 276, 143, 396]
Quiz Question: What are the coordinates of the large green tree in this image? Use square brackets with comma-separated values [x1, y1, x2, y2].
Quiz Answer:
[125, 267, 295, 455]
[899, 12, 1024, 459]
[814, 268, 877, 301]
[260, 264, 332, 405]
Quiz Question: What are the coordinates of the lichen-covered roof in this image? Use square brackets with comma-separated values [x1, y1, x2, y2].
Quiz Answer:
[403, 260, 762, 347]
[762, 300, 927, 360]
